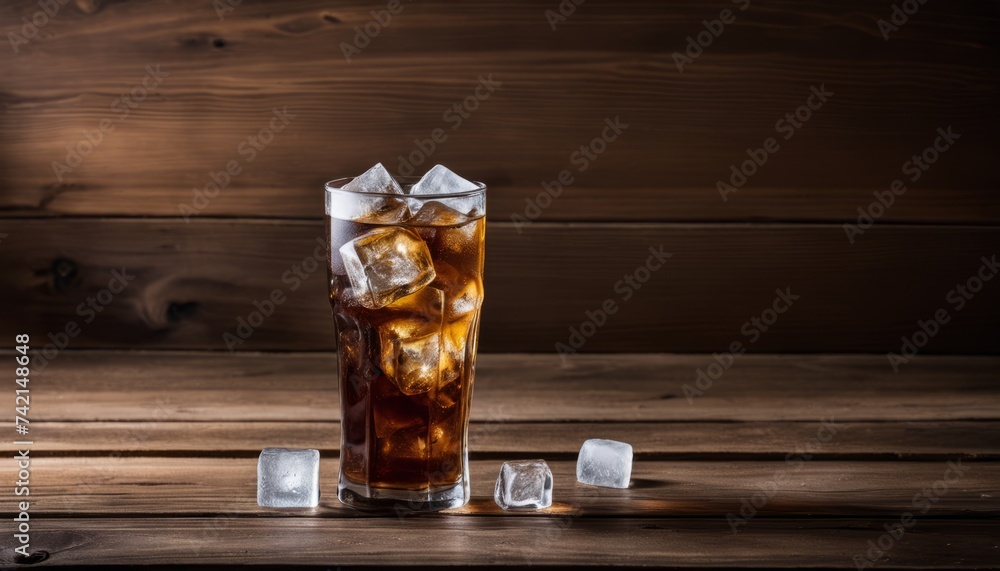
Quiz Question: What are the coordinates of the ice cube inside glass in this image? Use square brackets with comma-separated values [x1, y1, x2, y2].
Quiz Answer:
[257, 448, 320, 508]
[325, 166, 486, 512]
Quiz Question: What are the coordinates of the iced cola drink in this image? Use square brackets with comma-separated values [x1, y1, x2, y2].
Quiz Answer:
[325, 164, 485, 512]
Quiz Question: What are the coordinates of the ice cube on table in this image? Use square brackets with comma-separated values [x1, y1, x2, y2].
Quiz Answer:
[409, 164, 480, 195]
[257, 448, 320, 508]
[576, 438, 633, 488]
[342, 163, 403, 194]
[339, 227, 436, 309]
[379, 287, 445, 395]
[494, 460, 553, 510]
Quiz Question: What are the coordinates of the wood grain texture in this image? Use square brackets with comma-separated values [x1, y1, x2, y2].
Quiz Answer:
[0, 0, 998, 563]
[14, 352, 1000, 422]
[0, 0, 996, 222]
[3, 518, 997, 568]
[1, 220, 998, 352]
[28, 420, 1000, 457]
[19, 457, 1000, 518]
[2, 351, 998, 568]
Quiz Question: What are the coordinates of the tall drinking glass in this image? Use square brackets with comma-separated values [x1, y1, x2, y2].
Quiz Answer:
[324, 176, 486, 512]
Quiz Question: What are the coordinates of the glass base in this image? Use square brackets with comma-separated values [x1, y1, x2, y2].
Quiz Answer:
[338, 475, 469, 514]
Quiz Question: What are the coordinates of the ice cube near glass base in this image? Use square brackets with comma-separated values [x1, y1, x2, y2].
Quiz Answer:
[494, 460, 553, 510]
[576, 439, 632, 489]
[257, 448, 320, 508]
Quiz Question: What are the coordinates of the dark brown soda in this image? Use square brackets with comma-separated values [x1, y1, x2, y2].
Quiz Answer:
[326, 214, 485, 490]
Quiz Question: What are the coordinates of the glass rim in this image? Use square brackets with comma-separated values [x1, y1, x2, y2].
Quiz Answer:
[324, 176, 487, 200]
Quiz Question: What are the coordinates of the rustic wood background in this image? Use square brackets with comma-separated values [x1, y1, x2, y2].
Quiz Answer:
[6, 351, 1000, 566]
[0, 0, 997, 353]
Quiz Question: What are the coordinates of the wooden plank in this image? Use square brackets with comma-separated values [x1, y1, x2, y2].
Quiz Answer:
[21, 457, 1000, 518]
[13, 352, 1000, 422]
[0, 1, 996, 222]
[27, 420, 1000, 457]
[2, 517, 997, 568]
[1, 220, 998, 352]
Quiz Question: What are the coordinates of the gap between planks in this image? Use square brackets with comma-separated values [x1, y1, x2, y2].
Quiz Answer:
[3, 517, 998, 568]
[21, 457, 1000, 519]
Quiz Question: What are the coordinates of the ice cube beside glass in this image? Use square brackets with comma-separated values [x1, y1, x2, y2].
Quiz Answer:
[494, 460, 553, 510]
[576, 438, 633, 489]
[257, 448, 320, 508]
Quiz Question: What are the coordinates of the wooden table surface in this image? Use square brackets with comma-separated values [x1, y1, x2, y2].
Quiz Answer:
[4, 351, 999, 569]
